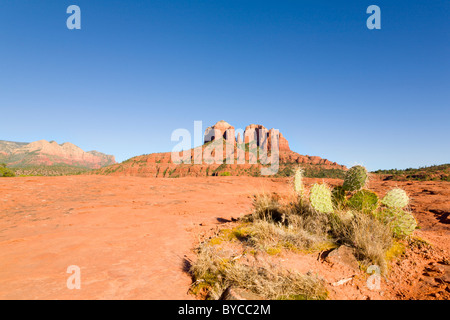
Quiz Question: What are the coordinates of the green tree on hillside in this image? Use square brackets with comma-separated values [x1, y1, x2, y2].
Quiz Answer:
[0, 163, 15, 177]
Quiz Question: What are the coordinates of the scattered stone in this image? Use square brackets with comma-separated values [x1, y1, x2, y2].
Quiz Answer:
[325, 245, 360, 271]
[430, 292, 440, 298]
[220, 287, 265, 300]
[439, 264, 450, 284]
[331, 277, 354, 287]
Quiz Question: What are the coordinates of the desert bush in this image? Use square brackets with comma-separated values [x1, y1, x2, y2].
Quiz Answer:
[247, 218, 332, 253]
[190, 245, 328, 300]
[191, 164, 420, 300]
[249, 165, 416, 273]
[0, 163, 15, 177]
[247, 193, 334, 253]
[250, 193, 285, 222]
[327, 165, 417, 240]
[250, 191, 393, 273]
[329, 211, 393, 273]
[274, 165, 346, 179]
[373, 164, 450, 181]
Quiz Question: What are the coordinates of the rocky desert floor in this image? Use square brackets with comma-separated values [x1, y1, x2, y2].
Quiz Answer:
[0, 176, 448, 300]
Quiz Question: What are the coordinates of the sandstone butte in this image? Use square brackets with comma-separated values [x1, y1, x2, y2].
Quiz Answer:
[94, 121, 346, 177]
[0, 139, 116, 169]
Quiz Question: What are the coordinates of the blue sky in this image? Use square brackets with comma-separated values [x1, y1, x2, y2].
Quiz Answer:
[0, 0, 448, 170]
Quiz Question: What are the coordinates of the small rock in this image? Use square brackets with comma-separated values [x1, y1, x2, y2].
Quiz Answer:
[440, 266, 450, 284]
[220, 287, 265, 300]
[331, 277, 353, 287]
[325, 245, 360, 271]
[430, 292, 440, 298]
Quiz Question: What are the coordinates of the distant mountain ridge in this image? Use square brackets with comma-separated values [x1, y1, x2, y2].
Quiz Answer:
[0, 139, 116, 169]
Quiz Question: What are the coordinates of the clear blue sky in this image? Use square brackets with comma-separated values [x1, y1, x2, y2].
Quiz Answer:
[0, 0, 448, 170]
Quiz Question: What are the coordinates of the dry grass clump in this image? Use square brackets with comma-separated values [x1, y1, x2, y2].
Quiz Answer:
[244, 193, 334, 252]
[250, 192, 285, 222]
[329, 211, 393, 273]
[249, 192, 394, 273]
[190, 244, 328, 300]
[247, 218, 333, 253]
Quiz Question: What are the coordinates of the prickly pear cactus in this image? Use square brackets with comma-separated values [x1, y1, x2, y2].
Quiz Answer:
[294, 168, 304, 195]
[348, 189, 379, 213]
[342, 165, 368, 192]
[331, 185, 347, 210]
[309, 184, 333, 214]
[394, 210, 417, 238]
[378, 208, 417, 238]
[381, 188, 409, 209]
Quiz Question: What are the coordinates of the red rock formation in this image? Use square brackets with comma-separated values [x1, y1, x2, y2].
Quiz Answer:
[204, 120, 235, 144]
[94, 120, 345, 177]
[244, 124, 290, 152]
[236, 132, 243, 144]
[0, 139, 116, 169]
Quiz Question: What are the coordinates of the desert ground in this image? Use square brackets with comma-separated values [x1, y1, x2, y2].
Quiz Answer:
[0, 176, 448, 300]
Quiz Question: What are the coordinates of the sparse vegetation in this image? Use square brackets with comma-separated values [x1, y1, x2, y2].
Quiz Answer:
[190, 244, 328, 300]
[373, 164, 450, 181]
[274, 164, 346, 179]
[190, 165, 420, 299]
[12, 165, 91, 176]
[329, 209, 393, 272]
[0, 163, 15, 177]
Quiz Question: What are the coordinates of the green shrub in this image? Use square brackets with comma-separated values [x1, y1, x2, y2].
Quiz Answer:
[0, 164, 15, 177]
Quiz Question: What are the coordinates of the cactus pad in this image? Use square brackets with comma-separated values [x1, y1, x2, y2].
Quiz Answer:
[381, 188, 409, 209]
[342, 165, 368, 191]
[377, 208, 417, 238]
[294, 168, 304, 195]
[348, 189, 379, 213]
[331, 186, 347, 209]
[309, 184, 334, 214]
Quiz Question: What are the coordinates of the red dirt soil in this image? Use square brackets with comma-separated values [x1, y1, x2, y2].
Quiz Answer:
[0, 176, 448, 300]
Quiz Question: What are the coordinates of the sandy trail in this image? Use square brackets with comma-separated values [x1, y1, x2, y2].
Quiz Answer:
[0, 176, 448, 299]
